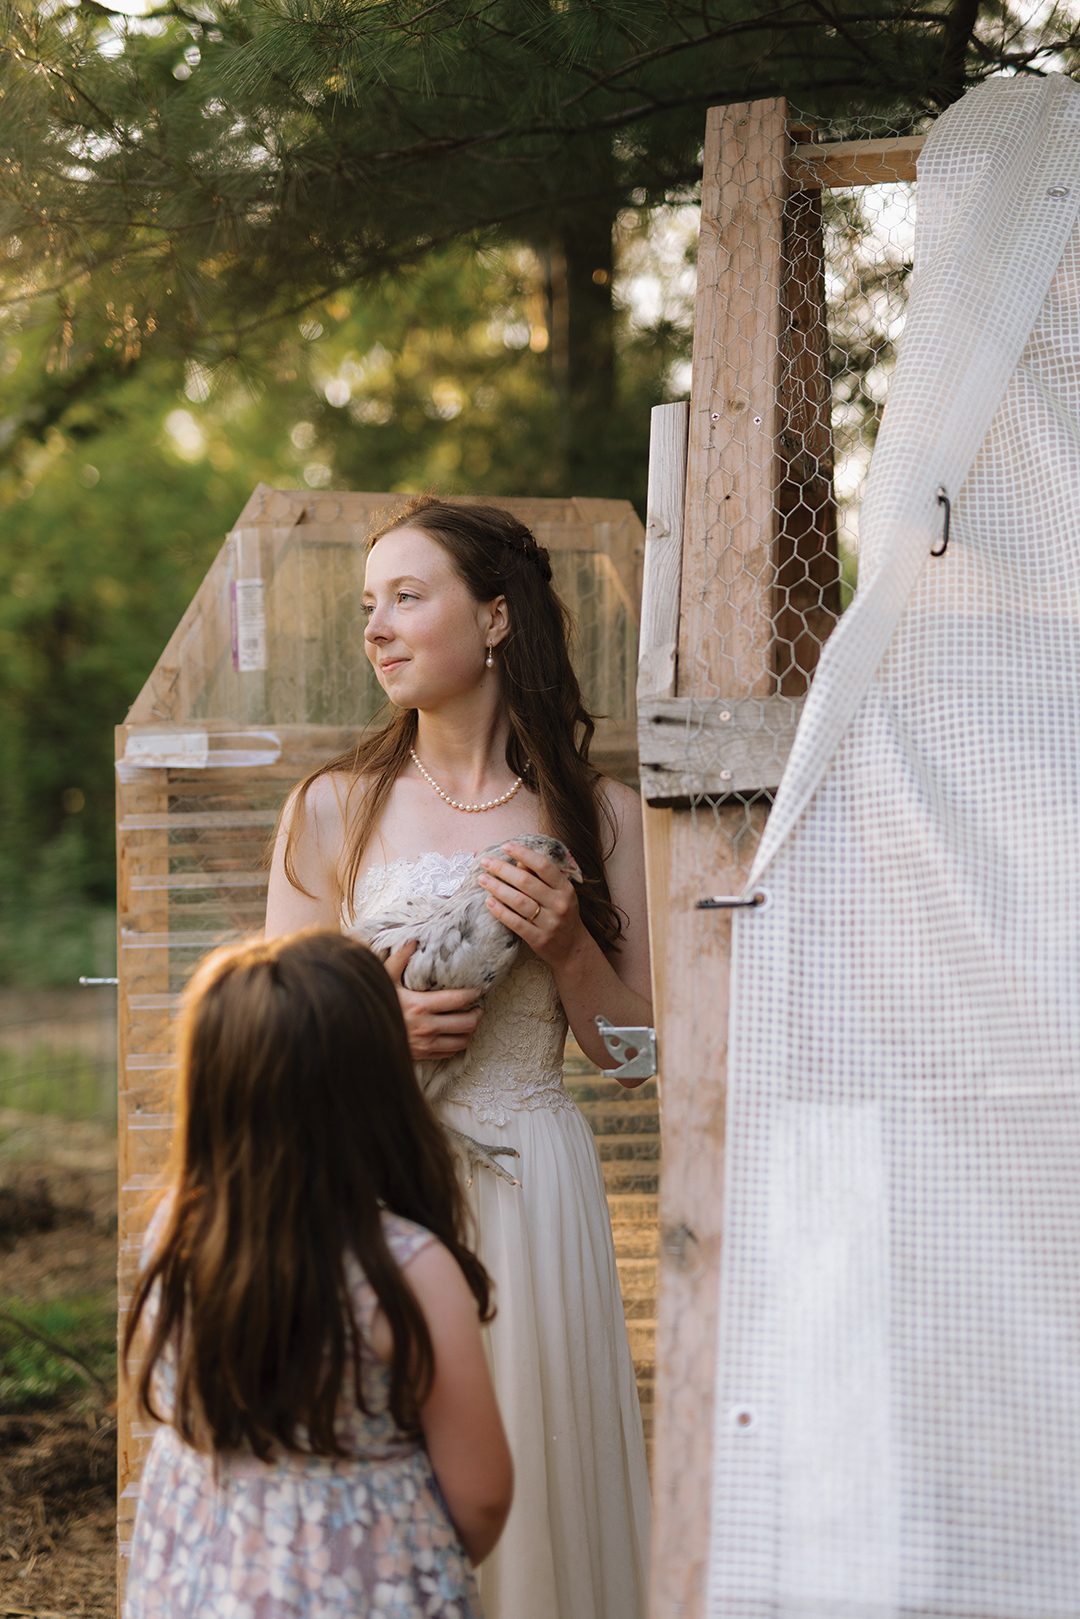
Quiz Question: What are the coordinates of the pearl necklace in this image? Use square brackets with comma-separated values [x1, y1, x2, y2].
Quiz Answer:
[409, 748, 524, 813]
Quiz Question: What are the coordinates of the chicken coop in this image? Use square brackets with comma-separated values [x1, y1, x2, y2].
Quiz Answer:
[114, 489, 651, 1582]
[643, 78, 1080, 1619]
[115, 73, 1080, 1619]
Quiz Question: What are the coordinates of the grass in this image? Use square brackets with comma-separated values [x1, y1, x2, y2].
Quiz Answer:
[0, 897, 116, 991]
[0, 1045, 115, 1122]
[0, 1296, 116, 1413]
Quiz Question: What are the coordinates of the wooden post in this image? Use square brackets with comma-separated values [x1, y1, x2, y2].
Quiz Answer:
[115, 744, 173, 1591]
[644, 115, 921, 1618]
[678, 99, 789, 702]
[648, 97, 788, 1618]
[639, 399, 690, 1092]
[640, 402, 690, 703]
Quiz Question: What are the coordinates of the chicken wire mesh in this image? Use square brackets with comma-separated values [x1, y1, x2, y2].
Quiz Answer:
[648, 80, 1080, 1619]
[647, 104, 922, 884]
[114, 488, 644, 1573]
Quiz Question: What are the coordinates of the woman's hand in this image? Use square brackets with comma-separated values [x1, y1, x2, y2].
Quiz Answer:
[384, 942, 484, 1060]
[477, 842, 585, 968]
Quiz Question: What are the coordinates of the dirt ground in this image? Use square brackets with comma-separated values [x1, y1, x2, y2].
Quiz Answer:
[0, 1110, 117, 1618]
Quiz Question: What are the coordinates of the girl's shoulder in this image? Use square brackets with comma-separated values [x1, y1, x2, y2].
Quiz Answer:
[140, 1190, 175, 1270]
[379, 1209, 438, 1271]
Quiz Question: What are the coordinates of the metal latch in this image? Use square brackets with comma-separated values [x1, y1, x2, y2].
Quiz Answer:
[595, 1016, 657, 1082]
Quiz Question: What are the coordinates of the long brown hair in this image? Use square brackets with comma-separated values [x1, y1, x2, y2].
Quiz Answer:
[283, 495, 622, 950]
[123, 930, 491, 1459]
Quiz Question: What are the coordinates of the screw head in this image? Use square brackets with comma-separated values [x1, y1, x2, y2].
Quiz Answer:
[710, 411, 720, 421]
[719, 710, 731, 722]
[719, 769, 733, 782]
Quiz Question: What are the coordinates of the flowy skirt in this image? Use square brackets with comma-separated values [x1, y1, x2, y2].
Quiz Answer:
[438, 1094, 651, 1619]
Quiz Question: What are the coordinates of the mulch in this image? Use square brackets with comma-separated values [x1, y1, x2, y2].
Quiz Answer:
[0, 1124, 117, 1619]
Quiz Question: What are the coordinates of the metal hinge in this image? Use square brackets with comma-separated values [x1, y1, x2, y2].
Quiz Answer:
[595, 1016, 657, 1081]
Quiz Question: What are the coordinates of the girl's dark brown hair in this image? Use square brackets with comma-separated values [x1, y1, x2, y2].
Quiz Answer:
[283, 495, 622, 951]
[123, 930, 491, 1459]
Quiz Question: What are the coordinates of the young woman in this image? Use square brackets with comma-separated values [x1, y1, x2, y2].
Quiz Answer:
[123, 931, 512, 1618]
[265, 496, 652, 1619]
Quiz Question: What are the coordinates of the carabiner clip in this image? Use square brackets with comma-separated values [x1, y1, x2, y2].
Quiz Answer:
[931, 487, 950, 557]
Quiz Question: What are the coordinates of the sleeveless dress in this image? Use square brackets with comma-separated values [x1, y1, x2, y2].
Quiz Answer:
[125, 1207, 481, 1619]
[347, 852, 651, 1619]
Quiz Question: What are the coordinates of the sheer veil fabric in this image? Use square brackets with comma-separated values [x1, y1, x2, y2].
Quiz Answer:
[347, 852, 651, 1619]
[710, 77, 1080, 1617]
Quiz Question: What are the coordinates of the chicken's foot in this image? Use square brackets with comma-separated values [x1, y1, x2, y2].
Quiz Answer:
[445, 1127, 521, 1188]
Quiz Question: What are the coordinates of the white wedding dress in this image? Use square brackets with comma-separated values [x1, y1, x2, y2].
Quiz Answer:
[346, 851, 651, 1619]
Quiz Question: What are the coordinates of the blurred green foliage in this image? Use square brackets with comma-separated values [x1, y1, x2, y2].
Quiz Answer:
[0, 1036, 116, 1120]
[0, 1296, 116, 1412]
[0, 233, 693, 982]
[3, 0, 1066, 981]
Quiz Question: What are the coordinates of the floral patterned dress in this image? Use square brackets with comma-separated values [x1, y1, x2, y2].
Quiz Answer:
[125, 1210, 481, 1619]
[345, 853, 650, 1619]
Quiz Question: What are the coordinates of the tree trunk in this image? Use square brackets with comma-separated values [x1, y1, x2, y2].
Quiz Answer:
[542, 187, 617, 492]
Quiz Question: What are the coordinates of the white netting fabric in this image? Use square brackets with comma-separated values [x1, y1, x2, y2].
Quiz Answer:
[710, 76, 1080, 1617]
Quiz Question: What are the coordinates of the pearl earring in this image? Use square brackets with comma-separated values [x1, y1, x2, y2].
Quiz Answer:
[485, 646, 494, 668]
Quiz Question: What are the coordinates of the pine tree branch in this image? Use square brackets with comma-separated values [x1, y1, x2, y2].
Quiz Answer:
[934, 0, 983, 105]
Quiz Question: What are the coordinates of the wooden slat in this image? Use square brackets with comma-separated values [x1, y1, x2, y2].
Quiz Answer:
[790, 133, 924, 189]
[116, 717, 638, 791]
[678, 100, 789, 700]
[639, 402, 689, 702]
[639, 694, 803, 806]
[115, 731, 171, 1605]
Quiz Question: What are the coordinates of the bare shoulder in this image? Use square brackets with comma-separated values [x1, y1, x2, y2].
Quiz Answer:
[266, 768, 360, 934]
[599, 775, 640, 817]
[285, 768, 356, 831]
[597, 777, 643, 849]
[279, 769, 360, 862]
[369, 1238, 477, 1363]
[401, 1238, 480, 1326]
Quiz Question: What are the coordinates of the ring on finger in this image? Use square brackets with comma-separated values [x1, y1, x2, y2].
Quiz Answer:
[528, 901, 541, 922]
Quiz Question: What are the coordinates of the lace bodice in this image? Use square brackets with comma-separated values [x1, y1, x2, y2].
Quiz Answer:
[347, 852, 573, 1126]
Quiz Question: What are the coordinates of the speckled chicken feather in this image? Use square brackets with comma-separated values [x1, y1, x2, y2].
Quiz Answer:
[353, 834, 581, 1105]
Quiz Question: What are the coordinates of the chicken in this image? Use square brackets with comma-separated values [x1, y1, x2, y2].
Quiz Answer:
[355, 834, 583, 1184]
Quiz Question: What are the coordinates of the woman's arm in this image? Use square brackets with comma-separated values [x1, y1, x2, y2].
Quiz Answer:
[264, 774, 349, 936]
[476, 781, 654, 1080]
[371, 1242, 513, 1566]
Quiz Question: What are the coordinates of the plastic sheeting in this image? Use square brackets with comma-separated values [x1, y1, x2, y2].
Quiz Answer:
[710, 76, 1080, 1618]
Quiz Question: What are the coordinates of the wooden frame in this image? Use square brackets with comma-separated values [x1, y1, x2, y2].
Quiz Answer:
[115, 487, 646, 1602]
[643, 107, 921, 1617]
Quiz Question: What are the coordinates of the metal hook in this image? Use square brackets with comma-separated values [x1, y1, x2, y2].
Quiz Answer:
[931, 487, 950, 557]
[696, 889, 770, 911]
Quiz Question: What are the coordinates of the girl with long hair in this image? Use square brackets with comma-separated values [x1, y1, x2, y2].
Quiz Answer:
[265, 497, 652, 1619]
[123, 930, 512, 1619]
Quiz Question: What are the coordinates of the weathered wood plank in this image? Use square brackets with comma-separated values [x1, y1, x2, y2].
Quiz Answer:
[790, 133, 924, 190]
[639, 402, 689, 702]
[651, 97, 790, 1619]
[649, 805, 768, 1616]
[678, 99, 789, 701]
[638, 694, 803, 806]
[116, 717, 638, 789]
[115, 727, 170, 1604]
